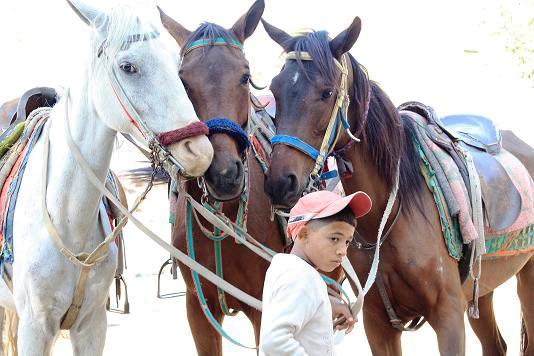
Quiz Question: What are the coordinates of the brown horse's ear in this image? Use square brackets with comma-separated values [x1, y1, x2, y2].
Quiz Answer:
[329, 17, 361, 59]
[261, 19, 294, 52]
[158, 6, 191, 47]
[231, 0, 265, 43]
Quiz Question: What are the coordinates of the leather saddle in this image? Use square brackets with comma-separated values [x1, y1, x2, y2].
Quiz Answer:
[399, 102, 522, 231]
[0, 87, 58, 144]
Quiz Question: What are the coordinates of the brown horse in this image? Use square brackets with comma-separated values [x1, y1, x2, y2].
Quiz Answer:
[159, 1, 285, 355]
[261, 17, 534, 355]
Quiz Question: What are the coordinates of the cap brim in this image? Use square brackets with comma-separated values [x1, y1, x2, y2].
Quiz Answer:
[314, 191, 372, 220]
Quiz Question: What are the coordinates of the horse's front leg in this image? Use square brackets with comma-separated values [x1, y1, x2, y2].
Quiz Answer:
[427, 291, 466, 356]
[17, 304, 60, 356]
[70, 306, 108, 356]
[362, 303, 402, 356]
[186, 289, 224, 356]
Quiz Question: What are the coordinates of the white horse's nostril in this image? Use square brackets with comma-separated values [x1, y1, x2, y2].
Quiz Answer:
[184, 140, 194, 156]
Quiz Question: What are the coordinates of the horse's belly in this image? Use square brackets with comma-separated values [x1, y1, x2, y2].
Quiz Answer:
[462, 253, 532, 300]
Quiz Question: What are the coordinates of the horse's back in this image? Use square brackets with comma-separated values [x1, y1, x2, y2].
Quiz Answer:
[502, 130, 534, 178]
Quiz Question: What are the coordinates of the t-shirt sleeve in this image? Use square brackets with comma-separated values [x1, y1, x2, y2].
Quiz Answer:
[260, 270, 319, 356]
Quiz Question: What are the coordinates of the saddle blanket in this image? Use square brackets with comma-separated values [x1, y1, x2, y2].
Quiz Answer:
[0, 116, 119, 271]
[414, 125, 534, 259]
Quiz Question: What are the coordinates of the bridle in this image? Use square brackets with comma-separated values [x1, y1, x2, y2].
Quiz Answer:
[180, 36, 252, 199]
[98, 29, 209, 179]
[270, 51, 365, 193]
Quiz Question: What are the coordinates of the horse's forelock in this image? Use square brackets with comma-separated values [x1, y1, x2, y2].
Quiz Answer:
[291, 31, 337, 85]
[181, 22, 239, 57]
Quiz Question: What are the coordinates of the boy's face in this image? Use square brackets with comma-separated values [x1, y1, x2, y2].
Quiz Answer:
[297, 221, 356, 272]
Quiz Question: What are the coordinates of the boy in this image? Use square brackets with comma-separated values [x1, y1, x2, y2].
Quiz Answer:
[260, 190, 372, 356]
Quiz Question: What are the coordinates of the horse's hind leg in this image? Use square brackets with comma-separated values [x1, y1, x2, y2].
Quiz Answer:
[467, 291, 507, 356]
[186, 290, 224, 356]
[517, 256, 534, 356]
[70, 307, 107, 356]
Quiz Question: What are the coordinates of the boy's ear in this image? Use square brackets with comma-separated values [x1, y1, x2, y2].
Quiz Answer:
[296, 226, 309, 241]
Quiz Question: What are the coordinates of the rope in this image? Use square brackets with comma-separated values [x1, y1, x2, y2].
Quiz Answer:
[60, 89, 263, 311]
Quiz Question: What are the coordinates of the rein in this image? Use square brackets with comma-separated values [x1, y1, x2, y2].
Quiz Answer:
[57, 89, 265, 313]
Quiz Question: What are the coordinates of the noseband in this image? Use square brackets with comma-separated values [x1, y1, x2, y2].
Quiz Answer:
[270, 51, 364, 192]
[98, 29, 209, 178]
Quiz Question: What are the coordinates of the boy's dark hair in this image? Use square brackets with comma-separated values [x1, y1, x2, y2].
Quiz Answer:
[307, 206, 356, 231]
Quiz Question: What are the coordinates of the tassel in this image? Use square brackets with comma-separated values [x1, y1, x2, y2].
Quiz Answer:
[468, 277, 480, 319]
[346, 128, 361, 142]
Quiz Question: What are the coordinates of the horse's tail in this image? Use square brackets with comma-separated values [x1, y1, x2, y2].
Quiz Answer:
[521, 313, 528, 356]
[1, 308, 19, 356]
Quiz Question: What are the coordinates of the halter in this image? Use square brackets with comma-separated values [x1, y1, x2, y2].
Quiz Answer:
[182, 36, 251, 154]
[270, 51, 361, 192]
[98, 29, 209, 178]
[179, 36, 259, 347]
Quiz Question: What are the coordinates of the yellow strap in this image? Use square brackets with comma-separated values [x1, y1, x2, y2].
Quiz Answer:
[288, 53, 348, 177]
[286, 51, 347, 74]
[40, 110, 125, 329]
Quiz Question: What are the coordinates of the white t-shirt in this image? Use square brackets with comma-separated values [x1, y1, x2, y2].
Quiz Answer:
[260, 253, 335, 356]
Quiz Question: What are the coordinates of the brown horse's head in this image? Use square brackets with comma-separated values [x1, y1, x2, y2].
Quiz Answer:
[160, 0, 264, 200]
[262, 18, 363, 208]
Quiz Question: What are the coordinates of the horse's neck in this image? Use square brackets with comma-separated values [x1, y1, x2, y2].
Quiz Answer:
[45, 82, 116, 251]
[341, 142, 396, 238]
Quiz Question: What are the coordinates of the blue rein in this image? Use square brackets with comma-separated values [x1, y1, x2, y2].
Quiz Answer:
[205, 118, 250, 152]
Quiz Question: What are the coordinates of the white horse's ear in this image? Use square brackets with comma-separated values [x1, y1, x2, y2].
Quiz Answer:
[66, 0, 106, 29]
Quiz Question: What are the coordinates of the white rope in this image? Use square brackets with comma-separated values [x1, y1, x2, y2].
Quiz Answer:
[364, 163, 400, 294]
[62, 89, 263, 311]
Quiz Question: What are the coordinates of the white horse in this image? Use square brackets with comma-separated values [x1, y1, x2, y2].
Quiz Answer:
[0, 0, 214, 355]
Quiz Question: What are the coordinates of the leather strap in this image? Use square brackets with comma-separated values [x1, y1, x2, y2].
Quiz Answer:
[375, 273, 426, 332]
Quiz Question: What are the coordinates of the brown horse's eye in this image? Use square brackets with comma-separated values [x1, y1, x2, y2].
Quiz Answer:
[321, 89, 333, 100]
[240, 73, 250, 85]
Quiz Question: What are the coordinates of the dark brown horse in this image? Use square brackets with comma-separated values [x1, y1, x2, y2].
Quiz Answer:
[159, 1, 286, 354]
[262, 17, 534, 355]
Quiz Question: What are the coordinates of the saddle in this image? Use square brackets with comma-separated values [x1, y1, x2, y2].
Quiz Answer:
[399, 102, 522, 231]
[0, 87, 58, 145]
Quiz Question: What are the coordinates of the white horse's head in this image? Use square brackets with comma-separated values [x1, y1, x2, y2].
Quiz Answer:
[67, 0, 213, 177]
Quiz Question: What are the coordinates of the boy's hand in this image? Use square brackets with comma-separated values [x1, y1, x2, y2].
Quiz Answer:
[329, 296, 356, 334]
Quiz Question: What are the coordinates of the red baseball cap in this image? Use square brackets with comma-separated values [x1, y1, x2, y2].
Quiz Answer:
[286, 190, 372, 239]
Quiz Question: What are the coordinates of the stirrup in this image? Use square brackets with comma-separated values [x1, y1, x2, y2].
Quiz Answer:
[106, 274, 130, 314]
[157, 257, 184, 299]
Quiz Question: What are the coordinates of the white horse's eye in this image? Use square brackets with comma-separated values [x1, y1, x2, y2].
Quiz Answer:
[119, 62, 138, 74]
